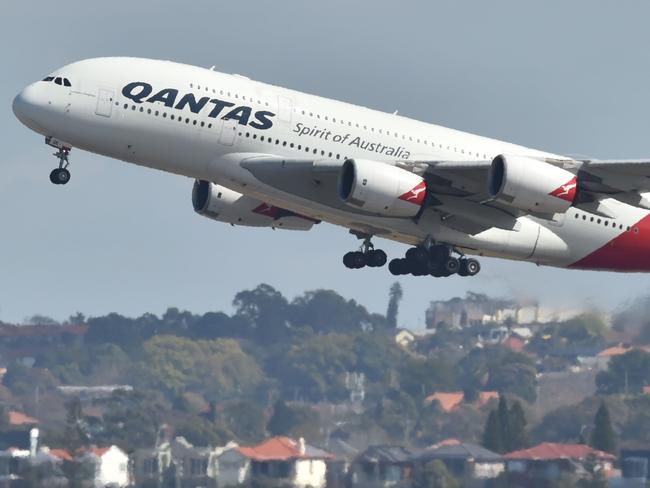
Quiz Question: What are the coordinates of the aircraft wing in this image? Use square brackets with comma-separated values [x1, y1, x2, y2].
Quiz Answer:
[402, 159, 525, 234]
[577, 159, 650, 192]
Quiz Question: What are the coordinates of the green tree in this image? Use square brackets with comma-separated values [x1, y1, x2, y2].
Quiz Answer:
[63, 397, 89, 451]
[483, 410, 503, 453]
[508, 401, 529, 451]
[596, 349, 650, 394]
[386, 282, 403, 329]
[234, 284, 290, 342]
[223, 400, 267, 443]
[497, 396, 511, 451]
[414, 460, 459, 488]
[138, 336, 263, 399]
[267, 400, 321, 441]
[175, 416, 233, 446]
[590, 401, 616, 453]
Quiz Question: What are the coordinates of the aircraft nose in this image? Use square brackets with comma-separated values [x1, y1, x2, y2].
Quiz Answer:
[13, 83, 46, 131]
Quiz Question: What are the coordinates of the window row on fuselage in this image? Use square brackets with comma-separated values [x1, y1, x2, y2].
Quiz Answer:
[118, 100, 351, 160]
[186, 81, 490, 161]
[572, 209, 638, 234]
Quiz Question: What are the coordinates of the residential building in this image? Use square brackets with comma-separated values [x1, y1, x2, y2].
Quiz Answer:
[218, 436, 334, 488]
[323, 437, 359, 488]
[351, 446, 417, 488]
[424, 391, 498, 413]
[133, 436, 235, 488]
[504, 442, 615, 484]
[417, 441, 504, 486]
[77, 445, 129, 488]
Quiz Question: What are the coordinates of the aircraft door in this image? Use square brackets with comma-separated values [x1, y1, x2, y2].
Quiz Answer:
[95, 89, 114, 117]
[219, 118, 237, 146]
[278, 96, 293, 123]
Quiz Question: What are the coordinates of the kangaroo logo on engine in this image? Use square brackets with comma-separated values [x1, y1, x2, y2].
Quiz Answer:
[121, 82, 275, 130]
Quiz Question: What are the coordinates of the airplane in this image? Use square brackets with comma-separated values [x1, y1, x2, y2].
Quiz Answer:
[12, 57, 650, 278]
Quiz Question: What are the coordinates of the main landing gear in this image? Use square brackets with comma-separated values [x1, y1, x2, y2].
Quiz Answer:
[46, 136, 71, 185]
[388, 245, 481, 278]
[343, 237, 388, 269]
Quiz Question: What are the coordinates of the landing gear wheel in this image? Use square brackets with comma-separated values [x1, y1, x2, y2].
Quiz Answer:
[343, 252, 355, 269]
[49, 168, 70, 185]
[465, 258, 481, 276]
[389, 258, 409, 275]
[444, 256, 460, 275]
[367, 249, 387, 268]
[406, 247, 429, 267]
[349, 251, 366, 269]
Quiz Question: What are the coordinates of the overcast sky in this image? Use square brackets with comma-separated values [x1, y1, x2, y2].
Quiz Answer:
[2, 1, 650, 327]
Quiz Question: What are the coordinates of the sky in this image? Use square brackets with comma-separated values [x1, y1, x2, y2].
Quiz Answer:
[2, 0, 650, 328]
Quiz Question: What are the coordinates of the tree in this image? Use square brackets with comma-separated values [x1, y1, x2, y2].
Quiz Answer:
[290, 289, 382, 333]
[63, 397, 89, 451]
[483, 410, 503, 453]
[138, 336, 263, 399]
[267, 400, 321, 441]
[508, 401, 529, 451]
[386, 282, 403, 329]
[497, 396, 511, 451]
[414, 460, 459, 488]
[223, 400, 267, 443]
[175, 416, 233, 447]
[234, 284, 290, 343]
[596, 349, 650, 394]
[590, 401, 616, 453]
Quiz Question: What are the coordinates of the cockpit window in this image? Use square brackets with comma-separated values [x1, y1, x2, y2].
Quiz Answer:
[43, 76, 71, 87]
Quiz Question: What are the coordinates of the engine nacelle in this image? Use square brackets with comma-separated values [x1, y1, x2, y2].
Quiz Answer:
[488, 155, 577, 214]
[338, 158, 426, 217]
[192, 180, 318, 231]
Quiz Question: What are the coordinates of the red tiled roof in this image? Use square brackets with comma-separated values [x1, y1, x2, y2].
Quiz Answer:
[237, 437, 333, 461]
[49, 449, 73, 461]
[504, 443, 615, 461]
[425, 392, 464, 412]
[90, 447, 110, 457]
[503, 336, 525, 352]
[0, 325, 87, 338]
[477, 391, 499, 407]
[8, 411, 39, 426]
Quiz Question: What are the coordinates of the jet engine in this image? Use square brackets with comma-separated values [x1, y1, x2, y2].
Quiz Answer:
[338, 158, 426, 217]
[192, 180, 318, 230]
[488, 154, 577, 214]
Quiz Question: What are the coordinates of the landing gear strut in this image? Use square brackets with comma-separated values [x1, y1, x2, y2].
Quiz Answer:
[46, 136, 71, 185]
[388, 244, 481, 278]
[343, 236, 387, 269]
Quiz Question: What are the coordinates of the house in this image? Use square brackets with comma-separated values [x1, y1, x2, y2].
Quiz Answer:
[351, 445, 418, 487]
[218, 436, 334, 488]
[0, 412, 39, 453]
[417, 442, 504, 486]
[133, 436, 234, 488]
[424, 391, 498, 413]
[503, 336, 525, 352]
[322, 437, 359, 488]
[504, 442, 615, 483]
[77, 445, 129, 487]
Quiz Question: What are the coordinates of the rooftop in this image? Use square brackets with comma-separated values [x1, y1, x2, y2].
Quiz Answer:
[238, 437, 333, 461]
[420, 442, 502, 463]
[504, 443, 615, 461]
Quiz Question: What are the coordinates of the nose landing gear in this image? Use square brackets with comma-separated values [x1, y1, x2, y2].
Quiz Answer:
[46, 136, 71, 185]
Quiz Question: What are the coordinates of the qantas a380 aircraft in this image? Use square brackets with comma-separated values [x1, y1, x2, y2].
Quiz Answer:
[12, 57, 650, 277]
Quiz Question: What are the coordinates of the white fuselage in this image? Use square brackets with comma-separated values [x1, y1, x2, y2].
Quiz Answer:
[12, 57, 650, 272]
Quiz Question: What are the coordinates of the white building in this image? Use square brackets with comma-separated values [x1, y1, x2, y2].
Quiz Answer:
[218, 436, 333, 488]
[78, 446, 129, 488]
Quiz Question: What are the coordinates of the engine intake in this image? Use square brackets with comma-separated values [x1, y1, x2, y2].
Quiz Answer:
[488, 155, 577, 214]
[192, 180, 317, 230]
[338, 158, 426, 218]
